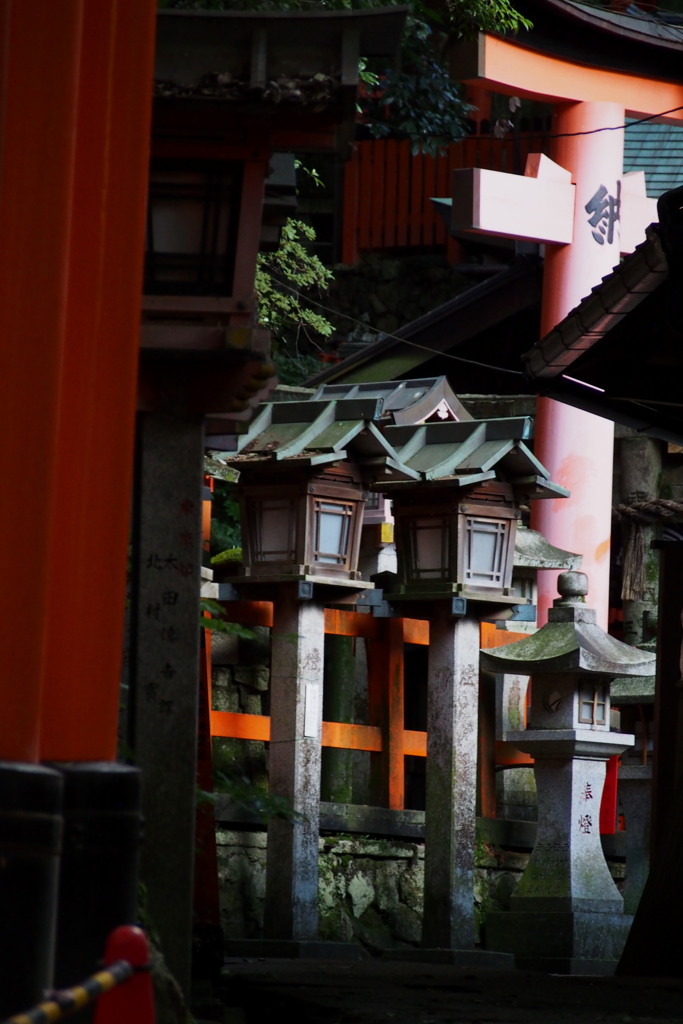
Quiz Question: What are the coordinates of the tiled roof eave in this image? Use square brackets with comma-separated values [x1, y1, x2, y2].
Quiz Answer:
[524, 226, 668, 380]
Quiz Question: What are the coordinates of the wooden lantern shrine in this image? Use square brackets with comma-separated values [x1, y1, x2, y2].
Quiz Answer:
[223, 396, 417, 588]
[379, 417, 568, 607]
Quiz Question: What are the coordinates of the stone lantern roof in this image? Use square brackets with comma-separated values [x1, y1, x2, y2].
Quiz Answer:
[513, 524, 581, 570]
[480, 571, 656, 679]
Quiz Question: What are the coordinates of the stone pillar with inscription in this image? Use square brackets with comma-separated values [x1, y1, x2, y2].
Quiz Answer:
[263, 587, 325, 942]
[131, 412, 205, 995]
[481, 572, 655, 974]
[422, 611, 480, 950]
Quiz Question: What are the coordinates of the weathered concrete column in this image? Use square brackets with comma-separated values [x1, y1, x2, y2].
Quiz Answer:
[422, 610, 480, 949]
[131, 411, 204, 995]
[264, 591, 325, 940]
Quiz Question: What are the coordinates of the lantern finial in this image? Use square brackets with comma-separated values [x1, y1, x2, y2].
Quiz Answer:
[554, 571, 588, 606]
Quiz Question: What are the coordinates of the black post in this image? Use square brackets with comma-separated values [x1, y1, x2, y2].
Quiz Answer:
[0, 762, 63, 1017]
[51, 762, 142, 988]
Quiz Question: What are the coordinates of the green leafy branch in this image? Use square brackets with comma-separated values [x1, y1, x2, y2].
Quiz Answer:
[255, 219, 334, 340]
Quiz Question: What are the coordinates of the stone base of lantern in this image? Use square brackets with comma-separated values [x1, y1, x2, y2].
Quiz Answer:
[484, 909, 633, 974]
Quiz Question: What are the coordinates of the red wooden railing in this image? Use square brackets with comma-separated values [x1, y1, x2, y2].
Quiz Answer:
[341, 133, 550, 264]
[204, 601, 531, 816]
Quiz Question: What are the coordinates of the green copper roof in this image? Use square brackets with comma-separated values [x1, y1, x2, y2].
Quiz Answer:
[225, 386, 566, 501]
[624, 120, 683, 198]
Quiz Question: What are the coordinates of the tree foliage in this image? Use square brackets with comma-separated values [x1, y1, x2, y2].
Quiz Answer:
[255, 218, 337, 385]
[360, 13, 471, 156]
[255, 220, 334, 340]
[446, 0, 531, 37]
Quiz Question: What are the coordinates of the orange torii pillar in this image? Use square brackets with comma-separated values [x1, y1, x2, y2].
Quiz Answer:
[532, 101, 624, 630]
[0, 0, 157, 1010]
[454, 33, 683, 627]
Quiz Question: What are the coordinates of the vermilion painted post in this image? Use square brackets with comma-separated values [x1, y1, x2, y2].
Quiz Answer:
[0, 0, 83, 763]
[386, 619, 407, 811]
[367, 618, 406, 810]
[39, 0, 158, 761]
[94, 927, 155, 1024]
[600, 754, 619, 835]
[531, 101, 624, 631]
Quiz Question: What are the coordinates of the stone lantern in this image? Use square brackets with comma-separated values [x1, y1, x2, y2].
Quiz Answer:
[381, 417, 569, 611]
[480, 571, 656, 974]
[375, 416, 568, 955]
[220, 394, 413, 946]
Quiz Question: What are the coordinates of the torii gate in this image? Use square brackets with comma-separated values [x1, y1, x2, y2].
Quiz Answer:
[451, 25, 683, 628]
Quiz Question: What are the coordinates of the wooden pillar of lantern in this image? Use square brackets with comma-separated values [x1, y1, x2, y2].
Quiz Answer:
[132, 68, 274, 1002]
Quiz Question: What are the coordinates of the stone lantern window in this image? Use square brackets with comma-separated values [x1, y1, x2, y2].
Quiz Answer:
[393, 481, 520, 598]
[240, 464, 365, 583]
[578, 681, 608, 727]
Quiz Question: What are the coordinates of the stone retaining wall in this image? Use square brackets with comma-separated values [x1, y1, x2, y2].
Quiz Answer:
[216, 828, 539, 951]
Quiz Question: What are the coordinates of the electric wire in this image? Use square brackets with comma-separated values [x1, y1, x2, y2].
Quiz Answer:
[265, 268, 526, 377]
[550, 105, 683, 138]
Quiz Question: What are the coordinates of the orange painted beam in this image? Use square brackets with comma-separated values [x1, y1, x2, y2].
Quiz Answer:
[39, 0, 158, 761]
[458, 33, 683, 119]
[402, 618, 429, 645]
[480, 622, 529, 649]
[0, 0, 84, 761]
[215, 603, 382, 637]
[218, 601, 274, 628]
[210, 711, 417, 758]
[404, 729, 427, 758]
[321, 721, 382, 752]
[324, 608, 380, 639]
[210, 710, 271, 741]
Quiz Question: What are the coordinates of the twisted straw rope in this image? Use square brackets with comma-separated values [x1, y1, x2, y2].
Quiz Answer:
[613, 499, 683, 525]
